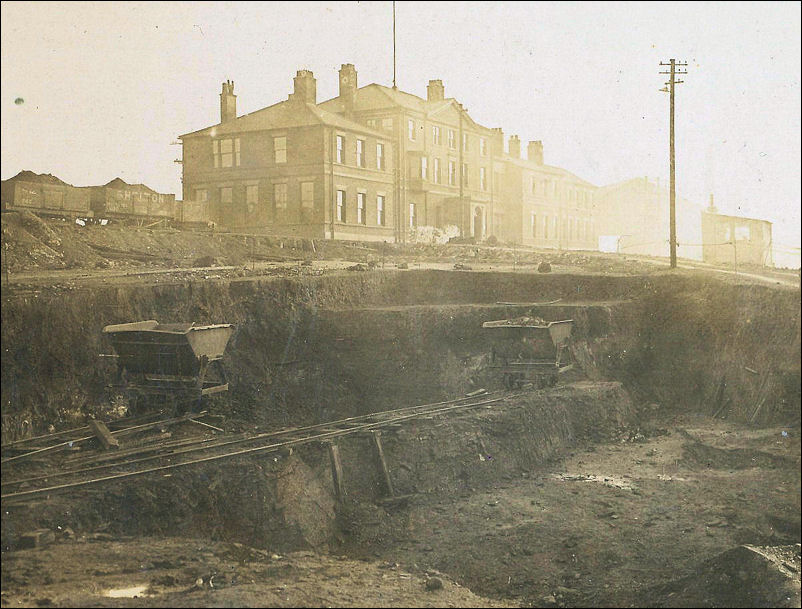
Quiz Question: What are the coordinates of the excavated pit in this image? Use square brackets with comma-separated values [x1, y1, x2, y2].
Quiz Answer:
[1, 270, 800, 607]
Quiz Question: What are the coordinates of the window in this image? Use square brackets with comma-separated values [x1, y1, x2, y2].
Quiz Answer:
[480, 167, 487, 191]
[273, 183, 287, 210]
[366, 119, 378, 129]
[336, 189, 346, 222]
[356, 139, 366, 167]
[433, 158, 441, 184]
[735, 225, 751, 241]
[480, 137, 487, 157]
[531, 211, 537, 237]
[408, 119, 416, 141]
[530, 176, 537, 194]
[220, 188, 233, 212]
[273, 136, 287, 164]
[432, 125, 441, 145]
[300, 181, 314, 208]
[213, 138, 240, 168]
[245, 185, 258, 213]
[544, 215, 549, 239]
[461, 163, 469, 187]
[420, 156, 428, 180]
[448, 129, 455, 149]
[377, 195, 385, 226]
[462, 132, 469, 152]
[336, 135, 345, 163]
[194, 188, 208, 202]
[376, 143, 385, 170]
[381, 118, 393, 132]
[409, 202, 416, 228]
[357, 192, 366, 224]
[448, 160, 456, 185]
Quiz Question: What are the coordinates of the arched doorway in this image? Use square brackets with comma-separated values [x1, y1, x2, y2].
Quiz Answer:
[473, 206, 484, 240]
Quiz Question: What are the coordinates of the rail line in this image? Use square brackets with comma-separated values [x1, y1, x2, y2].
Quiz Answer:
[1, 391, 508, 502]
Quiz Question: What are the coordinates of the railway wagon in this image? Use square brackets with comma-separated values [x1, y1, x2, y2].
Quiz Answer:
[103, 320, 234, 415]
[483, 317, 574, 389]
[173, 198, 213, 227]
[1, 172, 93, 218]
[89, 178, 175, 224]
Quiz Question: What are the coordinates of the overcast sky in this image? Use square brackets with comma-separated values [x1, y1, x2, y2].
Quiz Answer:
[2, 1, 800, 261]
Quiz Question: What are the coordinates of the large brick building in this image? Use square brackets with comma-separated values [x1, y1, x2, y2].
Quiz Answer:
[319, 65, 501, 242]
[180, 65, 599, 246]
[494, 138, 597, 249]
[180, 73, 396, 240]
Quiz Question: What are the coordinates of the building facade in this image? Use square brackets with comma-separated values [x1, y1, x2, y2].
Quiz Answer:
[594, 177, 704, 260]
[494, 138, 597, 249]
[180, 73, 396, 241]
[181, 65, 600, 246]
[701, 199, 773, 267]
[319, 66, 501, 242]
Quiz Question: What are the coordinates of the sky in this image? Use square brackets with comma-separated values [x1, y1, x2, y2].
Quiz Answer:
[2, 1, 800, 264]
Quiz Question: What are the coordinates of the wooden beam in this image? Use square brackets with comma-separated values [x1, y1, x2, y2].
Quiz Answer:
[327, 443, 345, 502]
[371, 431, 394, 498]
[87, 419, 120, 450]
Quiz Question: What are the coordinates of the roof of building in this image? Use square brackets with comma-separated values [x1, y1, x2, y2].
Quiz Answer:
[318, 83, 493, 132]
[2, 170, 69, 186]
[180, 97, 389, 139]
[501, 155, 596, 187]
[703, 210, 772, 226]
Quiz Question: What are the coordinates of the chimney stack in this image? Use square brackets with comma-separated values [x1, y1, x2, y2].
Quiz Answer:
[220, 80, 236, 123]
[508, 135, 521, 159]
[291, 70, 317, 104]
[491, 127, 504, 156]
[427, 79, 445, 101]
[527, 140, 544, 164]
[339, 64, 358, 112]
[707, 193, 717, 213]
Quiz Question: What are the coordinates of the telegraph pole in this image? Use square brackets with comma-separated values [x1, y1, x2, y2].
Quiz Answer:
[659, 59, 687, 269]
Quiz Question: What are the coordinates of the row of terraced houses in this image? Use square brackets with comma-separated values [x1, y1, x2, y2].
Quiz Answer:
[179, 66, 598, 248]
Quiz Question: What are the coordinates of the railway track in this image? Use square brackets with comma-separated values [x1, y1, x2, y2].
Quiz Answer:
[1, 391, 508, 503]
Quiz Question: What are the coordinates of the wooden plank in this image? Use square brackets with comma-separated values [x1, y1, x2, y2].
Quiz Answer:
[371, 432, 394, 498]
[87, 419, 120, 450]
[327, 443, 345, 502]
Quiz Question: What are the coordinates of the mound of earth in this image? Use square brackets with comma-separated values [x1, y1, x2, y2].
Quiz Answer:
[641, 544, 801, 608]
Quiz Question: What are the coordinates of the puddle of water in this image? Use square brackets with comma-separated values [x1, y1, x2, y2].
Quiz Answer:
[103, 584, 151, 598]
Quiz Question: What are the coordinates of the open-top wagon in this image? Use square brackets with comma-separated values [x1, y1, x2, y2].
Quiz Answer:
[103, 320, 234, 415]
[482, 317, 574, 389]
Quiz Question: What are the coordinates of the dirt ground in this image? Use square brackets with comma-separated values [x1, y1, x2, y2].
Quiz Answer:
[2, 212, 798, 294]
[2, 414, 798, 608]
[1, 214, 799, 607]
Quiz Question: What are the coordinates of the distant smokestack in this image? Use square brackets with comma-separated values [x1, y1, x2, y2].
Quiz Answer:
[220, 80, 236, 123]
[427, 79, 445, 101]
[508, 135, 521, 159]
[339, 64, 357, 111]
[527, 140, 543, 164]
[707, 193, 717, 213]
[291, 70, 317, 104]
